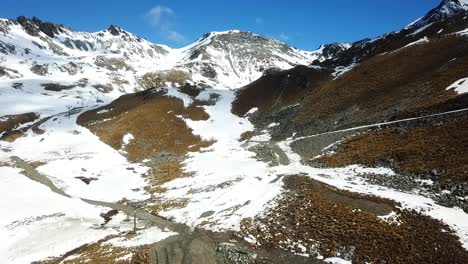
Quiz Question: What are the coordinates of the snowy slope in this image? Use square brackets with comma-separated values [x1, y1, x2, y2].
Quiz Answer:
[173, 30, 326, 87]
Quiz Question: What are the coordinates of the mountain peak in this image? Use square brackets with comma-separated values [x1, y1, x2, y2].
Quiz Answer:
[107, 24, 125, 36]
[200, 30, 251, 39]
[407, 0, 468, 29]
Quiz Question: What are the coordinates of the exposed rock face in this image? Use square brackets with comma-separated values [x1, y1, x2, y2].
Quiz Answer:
[311, 43, 351, 64]
[30, 64, 48, 76]
[16, 16, 65, 38]
[107, 25, 122, 36]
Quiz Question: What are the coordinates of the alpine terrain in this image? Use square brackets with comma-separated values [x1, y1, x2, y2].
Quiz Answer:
[1, 0, 468, 263]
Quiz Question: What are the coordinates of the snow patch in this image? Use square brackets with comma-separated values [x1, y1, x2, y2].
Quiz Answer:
[447, 77, 468, 94]
[104, 227, 176, 248]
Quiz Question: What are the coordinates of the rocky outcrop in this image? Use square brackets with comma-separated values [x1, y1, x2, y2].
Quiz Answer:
[16, 16, 65, 38]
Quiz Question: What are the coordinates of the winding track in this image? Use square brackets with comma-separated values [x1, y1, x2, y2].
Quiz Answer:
[10, 156, 188, 233]
[289, 107, 468, 142]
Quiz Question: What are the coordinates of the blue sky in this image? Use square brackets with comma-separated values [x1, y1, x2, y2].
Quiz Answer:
[2, 0, 441, 50]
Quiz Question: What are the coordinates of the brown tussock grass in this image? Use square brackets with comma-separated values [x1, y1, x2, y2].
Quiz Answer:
[144, 160, 186, 195]
[37, 234, 152, 264]
[78, 91, 214, 212]
[238, 131, 255, 142]
[0, 112, 39, 134]
[319, 114, 468, 183]
[296, 36, 468, 126]
[232, 65, 331, 116]
[78, 93, 211, 162]
[241, 176, 468, 264]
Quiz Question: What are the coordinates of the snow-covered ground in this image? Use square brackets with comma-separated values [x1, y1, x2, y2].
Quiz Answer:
[0, 111, 149, 202]
[0, 83, 167, 263]
[447, 77, 468, 95]
[0, 166, 115, 263]
[0, 109, 177, 263]
[104, 227, 176, 248]
[160, 90, 284, 230]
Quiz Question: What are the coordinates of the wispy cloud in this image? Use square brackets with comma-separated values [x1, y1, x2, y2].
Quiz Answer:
[278, 32, 290, 41]
[167, 30, 185, 43]
[255, 17, 263, 25]
[145, 5, 175, 26]
[145, 5, 185, 44]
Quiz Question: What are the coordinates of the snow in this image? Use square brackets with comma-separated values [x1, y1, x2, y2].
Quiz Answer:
[0, 16, 333, 93]
[378, 211, 402, 226]
[404, 37, 429, 48]
[409, 23, 433, 36]
[333, 63, 357, 78]
[454, 27, 468, 36]
[405, 16, 424, 29]
[0, 167, 117, 264]
[267, 122, 280, 128]
[104, 227, 176, 248]
[324, 257, 352, 264]
[245, 107, 258, 115]
[406, 0, 468, 30]
[447, 77, 468, 94]
[159, 89, 283, 230]
[0, 105, 164, 262]
[122, 133, 135, 145]
[0, 112, 149, 202]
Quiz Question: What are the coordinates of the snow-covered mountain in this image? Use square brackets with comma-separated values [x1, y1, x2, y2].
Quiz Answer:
[174, 30, 322, 86]
[315, 0, 468, 70]
[0, 16, 330, 92]
[407, 0, 468, 29]
[2, 1, 468, 263]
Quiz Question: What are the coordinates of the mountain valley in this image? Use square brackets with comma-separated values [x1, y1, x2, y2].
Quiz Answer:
[1, 1, 468, 263]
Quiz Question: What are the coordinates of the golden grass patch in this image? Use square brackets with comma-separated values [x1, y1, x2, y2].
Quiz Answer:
[78, 93, 211, 162]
